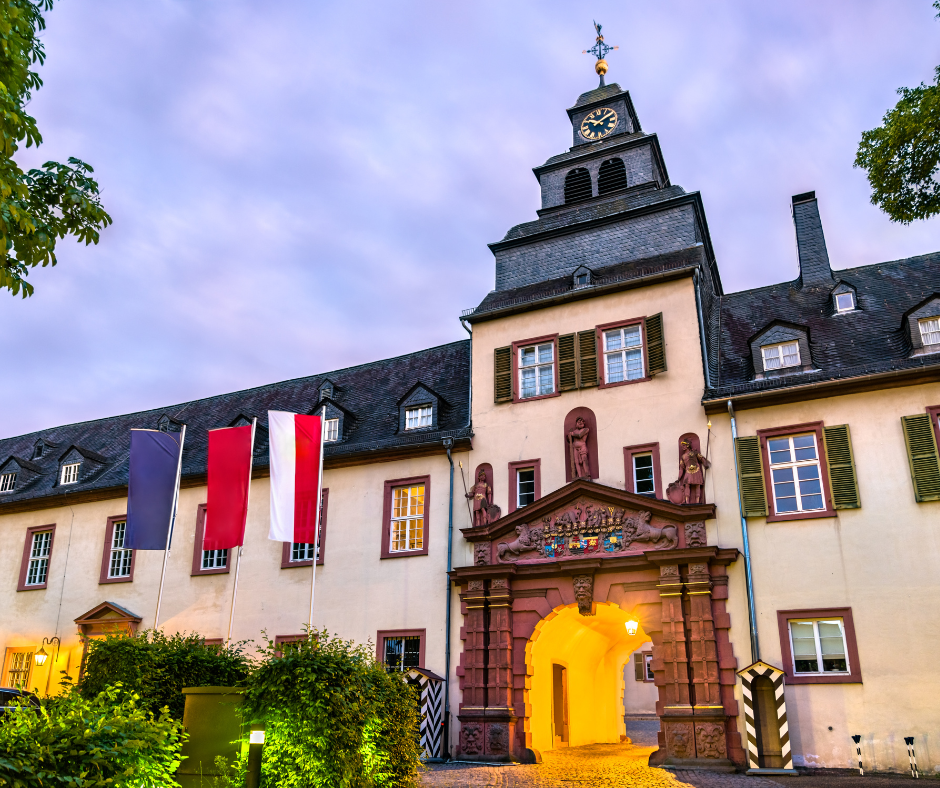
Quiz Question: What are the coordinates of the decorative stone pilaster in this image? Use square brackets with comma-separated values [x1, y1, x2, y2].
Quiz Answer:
[686, 562, 721, 709]
[657, 564, 691, 710]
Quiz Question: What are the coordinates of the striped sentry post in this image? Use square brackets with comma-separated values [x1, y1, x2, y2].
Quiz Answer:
[851, 734, 863, 775]
[904, 737, 919, 779]
[737, 661, 792, 770]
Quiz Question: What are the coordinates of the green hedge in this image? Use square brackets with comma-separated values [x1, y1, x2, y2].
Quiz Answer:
[0, 684, 185, 788]
[79, 630, 250, 719]
[244, 630, 423, 788]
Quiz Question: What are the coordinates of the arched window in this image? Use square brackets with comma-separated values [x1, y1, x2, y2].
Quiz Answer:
[598, 158, 627, 194]
[563, 168, 592, 204]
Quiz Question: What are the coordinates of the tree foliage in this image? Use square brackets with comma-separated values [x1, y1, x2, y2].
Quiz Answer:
[0, 0, 111, 297]
[0, 684, 185, 788]
[854, 1, 940, 223]
[79, 630, 251, 720]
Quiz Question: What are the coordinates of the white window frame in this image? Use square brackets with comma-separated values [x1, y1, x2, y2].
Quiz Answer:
[919, 317, 940, 347]
[404, 405, 432, 430]
[107, 521, 133, 579]
[516, 467, 536, 508]
[390, 484, 425, 553]
[603, 324, 644, 383]
[788, 618, 850, 675]
[26, 531, 52, 586]
[518, 342, 555, 399]
[201, 548, 228, 570]
[324, 418, 339, 442]
[767, 433, 825, 514]
[290, 541, 317, 562]
[761, 341, 801, 371]
[0, 472, 15, 493]
[834, 292, 855, 313]
[632, 453, 655, 496]
[60, 463, 80, 485]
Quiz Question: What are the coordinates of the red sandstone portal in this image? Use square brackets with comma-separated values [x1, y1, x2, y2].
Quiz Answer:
[452, 478, 746, 768]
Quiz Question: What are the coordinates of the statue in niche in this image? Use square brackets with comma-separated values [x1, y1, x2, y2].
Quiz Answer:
[567, 417, 592, 479]
[466, 468, 495, 527]
[668, 437, 711, 505]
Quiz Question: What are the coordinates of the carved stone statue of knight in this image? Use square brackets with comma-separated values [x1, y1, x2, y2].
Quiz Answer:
[667, 432, 711, 505]
[466, 468, 494, 528]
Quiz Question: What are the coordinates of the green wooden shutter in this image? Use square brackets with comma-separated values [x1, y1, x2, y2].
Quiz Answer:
[901, 414, 940, 502]
[494, 346, 512, 403]
[634, 653, 644, 681]
[577, 330, 598, 388]
[735, 436, 768, 517]
[822, 424, 861, 510]
[646, 313, 667, 375]
[558, 333, 577, 391]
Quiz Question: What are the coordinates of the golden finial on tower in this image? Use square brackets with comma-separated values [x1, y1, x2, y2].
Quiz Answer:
[582, 21, 619, 87]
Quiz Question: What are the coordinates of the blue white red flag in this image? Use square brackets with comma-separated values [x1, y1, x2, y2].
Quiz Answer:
[124, 429, 184, 550]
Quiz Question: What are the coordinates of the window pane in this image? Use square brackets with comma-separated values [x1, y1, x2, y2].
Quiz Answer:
[0, 472, 15, 492]
[768, 438, 791, 464]
[537, 343, 553, 364]
[521, 368, 536, 398]
[920, 318, 940, 345]
[625, 349, 643, 379]
[606, 353, 624, 383]
[835, 293, 853, 311]
[518, 469, 535, 507]
[634, 454, 654, 495]
[782, 342, 800, 366]
[520, 347, 535, 367]
[792, 435, 817, 461]
[384, 637, 404, 671]
[623, 325, 642, 348]
[538, 364, 554, 395]
[605, 330, 622, 351]
[762, 346, 781, 369]
[403, 636, 421, 668]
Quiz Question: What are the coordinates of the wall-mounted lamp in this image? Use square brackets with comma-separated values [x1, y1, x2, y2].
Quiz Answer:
[34, 636, 60, 667]
[625, 620, 639, 636]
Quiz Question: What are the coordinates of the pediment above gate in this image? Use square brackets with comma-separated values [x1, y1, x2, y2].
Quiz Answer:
[462, 478, 715, 566]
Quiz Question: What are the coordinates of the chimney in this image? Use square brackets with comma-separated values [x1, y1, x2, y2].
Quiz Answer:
[791, 191, 833, 288]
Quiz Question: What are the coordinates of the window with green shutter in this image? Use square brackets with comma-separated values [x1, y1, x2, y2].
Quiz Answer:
[577, 330, 597, 388]
[822, 425, 861, 509]
[735, 435, 768, 517]
[645, 313, 667, 375]
[494, 346, 512, 403]
[558, 334, 577, 391]
[901, 414, 940, 502]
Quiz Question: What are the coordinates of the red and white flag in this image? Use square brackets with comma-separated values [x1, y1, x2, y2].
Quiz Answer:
[204, 424, 254, 551]
[268, 411, 323, 544]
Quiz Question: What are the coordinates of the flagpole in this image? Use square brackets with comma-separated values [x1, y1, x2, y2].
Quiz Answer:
[226, 418, 257, 645]
[154, 424, 186, 631]
[308, 406, 327, 636]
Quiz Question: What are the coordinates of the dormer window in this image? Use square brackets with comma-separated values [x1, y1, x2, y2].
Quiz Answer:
[575, 273, 589, 286]
[324, 418, 339, 442]
[0, 472, 15, 492]
[60, 463, 80, 485]
[762, 341, 801, 371]
[834, 292, 855, 313]
[33, 443, 43, 459]
[919, 317, 940, 348]
[405, 406, 432, 430]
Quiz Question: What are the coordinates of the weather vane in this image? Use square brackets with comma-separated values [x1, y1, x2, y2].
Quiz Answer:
[582, 21, 618, 87]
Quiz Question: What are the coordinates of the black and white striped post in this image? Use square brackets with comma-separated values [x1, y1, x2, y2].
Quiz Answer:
[904, 737, 919, 779]
[851, 735, 863, 775]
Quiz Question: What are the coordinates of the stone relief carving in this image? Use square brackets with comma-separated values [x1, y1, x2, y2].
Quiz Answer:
[494, 496, 679, 563]
[665, 722, 695, 759]
[684, 521, 707, 547]
[572, 574, 595, 616]
[467, 580, 484, 592]
[490, 577, 510, 591]
[465, 468, 500, 527]
[486, 723, 508, 754]
[695, 723, 727, 759]
[462, 723, 483, 755]
[667, 434, 711, 505]
[567, 417, 591, 479]
[660, 564, 679, 577]
[474, 543, 490, 566]
[688, 563, 709, 576]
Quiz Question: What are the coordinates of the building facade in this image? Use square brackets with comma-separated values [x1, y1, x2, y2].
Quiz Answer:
[2, 79, 939, 774]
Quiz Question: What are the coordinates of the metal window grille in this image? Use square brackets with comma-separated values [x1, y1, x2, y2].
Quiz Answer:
[761, 341, 801, 371]
[632, 454, 655, 495]
[6, 652, 33, 689]
[26, 531, 52, 585]
[60, 463, 80, 485]
[789, 618, 849, 674]
[390, 484, 424, 552]
[834, 292, 855, 312]
[517, 468, 535, 508]
[0, 472, 15, 492]
[384, 636, 421, 672]
[768, 434, 825, 513]
[919, 317, 940, 346]
[108, 521, 133, 578]
[324, 418, 339, 442]
[604, 326, 644, 382]
[405, 406, 432, 430]
[519, 343, 554, 398]
[202, 548, 228, 570]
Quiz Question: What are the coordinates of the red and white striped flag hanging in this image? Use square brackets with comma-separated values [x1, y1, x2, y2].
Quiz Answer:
[267, 411, 323, 544]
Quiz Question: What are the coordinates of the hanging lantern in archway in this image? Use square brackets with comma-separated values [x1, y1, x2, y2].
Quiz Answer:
[625, 620, 639, 636]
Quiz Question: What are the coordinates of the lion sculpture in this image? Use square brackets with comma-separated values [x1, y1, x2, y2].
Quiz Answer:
[497, 523, 543, 562]
[620, 511, 678, 550]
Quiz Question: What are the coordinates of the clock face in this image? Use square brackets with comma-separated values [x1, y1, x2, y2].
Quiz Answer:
[580, 107, 618, 140]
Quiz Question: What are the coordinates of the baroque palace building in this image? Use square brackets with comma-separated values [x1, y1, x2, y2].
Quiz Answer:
[2, 75, 940, 774]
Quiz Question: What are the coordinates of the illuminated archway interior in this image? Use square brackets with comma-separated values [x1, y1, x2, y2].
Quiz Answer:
[526, 602, 651, 753]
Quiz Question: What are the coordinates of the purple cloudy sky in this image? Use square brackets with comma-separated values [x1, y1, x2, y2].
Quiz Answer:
[3, 1, 939, 438]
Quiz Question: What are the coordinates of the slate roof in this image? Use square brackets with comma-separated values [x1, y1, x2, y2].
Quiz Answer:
[574, 83, 625, 108]
[539, 130, 652, 169]
[0, 340, 471, 506]
[466, 245, 707, 321]
[706, 251, 940, 399]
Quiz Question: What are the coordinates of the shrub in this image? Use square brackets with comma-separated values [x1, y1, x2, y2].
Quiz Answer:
[79, 630, 250, 719]
[0, 684, 185, 788]
[244, 630, 423, 788]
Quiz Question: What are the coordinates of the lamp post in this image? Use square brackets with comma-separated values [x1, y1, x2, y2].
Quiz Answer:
[246, 728, 265, 788]
[34, 636, 61, 696]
